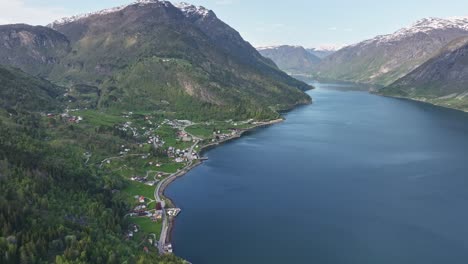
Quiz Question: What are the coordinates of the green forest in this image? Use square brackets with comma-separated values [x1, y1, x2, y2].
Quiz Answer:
[0, 111, 184, 263]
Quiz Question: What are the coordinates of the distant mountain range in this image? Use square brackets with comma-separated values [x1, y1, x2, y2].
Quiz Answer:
[257, 45, 339, 75]
[315, 17, 468, 86]
[307, 45, 343, 59]
[0, 0, 311, 119]
[309, 16, 468, 111]
[257, 45, 321, 75]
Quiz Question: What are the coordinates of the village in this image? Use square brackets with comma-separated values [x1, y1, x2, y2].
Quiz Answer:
[41, 108, 258, 255]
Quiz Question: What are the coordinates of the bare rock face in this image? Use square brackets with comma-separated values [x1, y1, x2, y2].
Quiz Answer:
[384, 36, 468, 99]
[0, 24, 70, 77]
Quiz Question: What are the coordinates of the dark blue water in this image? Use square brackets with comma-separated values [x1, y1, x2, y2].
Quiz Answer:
[166, 83, 468, 264]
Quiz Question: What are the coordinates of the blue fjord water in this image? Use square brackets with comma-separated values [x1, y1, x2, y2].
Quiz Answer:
[166, 83, 468, 264]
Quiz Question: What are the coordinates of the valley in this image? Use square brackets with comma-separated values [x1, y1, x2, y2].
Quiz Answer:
[2, 1, 468, 264]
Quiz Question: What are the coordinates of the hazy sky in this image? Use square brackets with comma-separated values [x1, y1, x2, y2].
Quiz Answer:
[2, 0, 468, 48]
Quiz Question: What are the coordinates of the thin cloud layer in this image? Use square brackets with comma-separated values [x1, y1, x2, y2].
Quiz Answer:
[0, 0, 69, 25]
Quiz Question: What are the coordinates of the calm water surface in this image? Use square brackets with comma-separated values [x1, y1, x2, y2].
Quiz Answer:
[166, 83, 468, 264]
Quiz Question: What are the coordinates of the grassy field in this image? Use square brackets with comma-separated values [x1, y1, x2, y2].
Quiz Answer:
[123, 181, 156, 201]
[186, 121, 253, 139]
[159, 162, 185, 173]
[130, 217, 163, 239]
[74, 110, 126, 127]
[185, 124, 213, 139]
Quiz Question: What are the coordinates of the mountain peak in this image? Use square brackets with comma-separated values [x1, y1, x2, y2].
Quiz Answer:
[309, 45, 343, 52]
[175, 2, 213, 18]
[356, 16, 468, 46]
[257, 45, 303, 51]
[48, 0, 172, 28]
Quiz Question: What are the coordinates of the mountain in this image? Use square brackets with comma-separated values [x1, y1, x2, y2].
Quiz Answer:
[0, 65, 63, 111]
[0, 24, 70, 77]
[257, 45, 321, 75]
[306, 46, 340, 59]
[38, 0, 311, 119]
[381, 36, 468, 111]
[315, 17, 468, 86]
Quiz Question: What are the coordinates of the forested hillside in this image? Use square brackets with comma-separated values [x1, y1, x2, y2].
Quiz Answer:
[0, 110, 184, 263]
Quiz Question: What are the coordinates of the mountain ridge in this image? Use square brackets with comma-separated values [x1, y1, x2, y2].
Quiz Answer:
[380, 36, 468, 111]
[314, 16, 468, 86]
[257, 45, 321, 75]
[0, 0, 311, 120]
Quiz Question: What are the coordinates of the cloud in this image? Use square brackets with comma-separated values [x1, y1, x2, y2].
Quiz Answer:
[0, 0, 70, 26]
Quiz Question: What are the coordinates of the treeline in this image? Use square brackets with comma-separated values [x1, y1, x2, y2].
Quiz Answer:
[0, 113, 183, 263]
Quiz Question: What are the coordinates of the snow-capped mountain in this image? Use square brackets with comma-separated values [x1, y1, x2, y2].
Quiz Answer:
[383, 36, 468, 111]
[356, 17, 468, 46]
[257, 45, 302, 51]
[48, 0, 211, 28]
[315, 16, 468, 86]
[384, 37, 468, 97]
[309, 45, 343, 52]
[41, 0, 310, 112]
[307, 45, 343, 58]
[176, 2, 211, 17]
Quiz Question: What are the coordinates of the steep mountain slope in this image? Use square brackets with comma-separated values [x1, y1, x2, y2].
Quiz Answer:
[0, 24, 70, 77]
[257, 45, 321, 75]
[315, 17, 468, 86]
[44, 0, 310, 119]
[0, 65, 63, 111]
[381, 36, 468, 111]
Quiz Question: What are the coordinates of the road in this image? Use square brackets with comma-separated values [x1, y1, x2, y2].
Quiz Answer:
[154, 139, 200, 254]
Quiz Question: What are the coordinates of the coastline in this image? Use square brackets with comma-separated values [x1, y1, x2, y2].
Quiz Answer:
[157, 118, 285, 248]
[313, 79, 468, 114]
[375, 92, 468, 113]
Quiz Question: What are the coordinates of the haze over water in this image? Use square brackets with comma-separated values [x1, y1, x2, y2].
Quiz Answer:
[167, 83, 468, 264]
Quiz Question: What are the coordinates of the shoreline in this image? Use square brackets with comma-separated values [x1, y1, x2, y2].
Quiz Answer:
[375, 92, 468, 114]
[157, 118, 285, 248]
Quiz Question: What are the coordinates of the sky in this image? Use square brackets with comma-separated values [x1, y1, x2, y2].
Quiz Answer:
[1, 0, 468, 48]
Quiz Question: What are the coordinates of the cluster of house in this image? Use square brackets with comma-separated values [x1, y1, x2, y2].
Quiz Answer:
[131, 203, 151, 217]
[118, 121, 139, 137]
[177, 131, 194, 142]
[120, 145, 131, 155]
[45, 112, 84, 124]
[211, 129, 239, 142]
[164, 119, 193, 129]
[164, 244, 173, 253]
[148, 135, 164, 147]
[130, 176, 158, 186]
[125, 224, 139, 240]
[166, 208, 181, 217]
[167, 147, 199, 163]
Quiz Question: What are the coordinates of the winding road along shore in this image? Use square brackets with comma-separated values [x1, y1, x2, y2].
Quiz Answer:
[154, 118, 284, 254]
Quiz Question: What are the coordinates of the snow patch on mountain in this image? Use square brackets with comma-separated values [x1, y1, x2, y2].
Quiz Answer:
[257, 45, 302, 51]
[309, 44, 344, 52]
[176, 2, 211, 18]
[48, 0, 193, 28]
[350, 17, 468, 48]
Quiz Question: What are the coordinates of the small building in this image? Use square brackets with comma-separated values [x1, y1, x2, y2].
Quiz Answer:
[156, 202, 162, 211]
